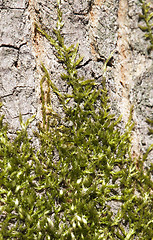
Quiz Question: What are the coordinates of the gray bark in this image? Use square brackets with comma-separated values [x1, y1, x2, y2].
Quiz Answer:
[0, 0, 152, 160]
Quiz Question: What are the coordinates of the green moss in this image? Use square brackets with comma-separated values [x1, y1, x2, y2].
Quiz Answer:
[139, 0, 153, 52]
[0, 1, 153, 239]
[146, 118, 153, 135]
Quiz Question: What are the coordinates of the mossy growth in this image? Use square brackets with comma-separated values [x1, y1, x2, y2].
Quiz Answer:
[0, 1, 153, 239]
[146, 118, 153, 135]
[139, 0, 153, 52]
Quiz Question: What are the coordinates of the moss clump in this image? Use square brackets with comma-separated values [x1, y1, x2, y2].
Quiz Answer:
[0, 1, 153, 239]
[139, 0, 153, 52]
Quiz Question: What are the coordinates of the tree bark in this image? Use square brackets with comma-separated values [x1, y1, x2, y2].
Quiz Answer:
[0, 0, 152, 160]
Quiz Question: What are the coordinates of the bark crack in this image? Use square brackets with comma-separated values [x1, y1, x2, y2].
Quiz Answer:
[0, 1, 29, 10]
[76, 58, 92, 69]
[0, 43, 27, 68]
[0, 7, 25, 10]
[0, 43, 27, 50]
[1, 86, 34, 99]
[0, 42, 27, 68]
[73, 0, 94, 15]
[0, 44, 19, 50]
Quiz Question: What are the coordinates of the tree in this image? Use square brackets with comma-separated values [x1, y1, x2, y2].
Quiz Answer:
[0, 0, 153, 239]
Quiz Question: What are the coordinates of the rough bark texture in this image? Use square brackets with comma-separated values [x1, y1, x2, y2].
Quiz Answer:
[0, 0, 152, 160]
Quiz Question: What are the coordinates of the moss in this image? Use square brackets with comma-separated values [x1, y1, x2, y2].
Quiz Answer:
[0, 1, 153, 239]
[139, 0, 153, 53]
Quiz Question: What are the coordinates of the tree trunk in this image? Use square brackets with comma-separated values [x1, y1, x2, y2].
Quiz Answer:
[0, 0, 152, 160]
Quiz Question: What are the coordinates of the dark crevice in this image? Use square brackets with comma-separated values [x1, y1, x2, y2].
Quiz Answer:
[0, 6, 25, 10]
[95, 74, 103, 80]
[13, 112, 32, 119]
[0, 0, 29, 11]
[97, 57, 105, 62]
[14, 60, 18, 68]
[73, 11, 88, 16]
[12, 86, 30, 95]
[97, 56, 114, 67]
[73, 0, 94, 15]
[0, 93, 13, 99]
[1, 42, 27, 50]
[0, 42, 27, 68]
[91, 71, 103, 80]
[15, 42, 27, 67]
[14, 50, 20, 68]
[106, 58, 114, 67]
[1, 86, 33, 99]
[0, 44, 19, 50]
[76, 58, 92, 69]
[88, 0, 94, 14]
